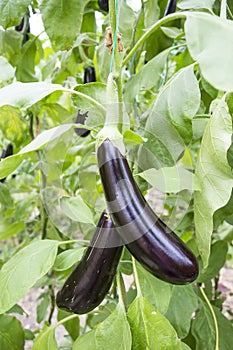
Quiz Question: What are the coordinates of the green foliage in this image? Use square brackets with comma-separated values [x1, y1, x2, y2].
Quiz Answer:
[0, 1, 232, 349]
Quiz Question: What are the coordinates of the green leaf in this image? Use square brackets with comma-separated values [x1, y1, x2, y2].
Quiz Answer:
[32, 325, 58, 350]
[123, 130, 145, 146]
[0, 0, 31, 28]
[0, 82, 64, 109]
[139, 166, 195, 193]
[57, 309, 79, 341]
[192, 301, 233, 350]
[194, 99, 233, 267]
[53, 247, 86, 271]
[124, 48, 170, 104]
[197, 241, 228, 283]
[178, 0, 215, 9]
[127, 296, 183, 350]
[60, 196, 94, 225]
[0, 314, 25, 350]
[165, 285, 198, 338]
[0, 29, 22, 66]
[36, 292, 50, 323]
[73, 330, 96, 350]
[0, 154, 24, 180]
[0, 221, 25, 240]
[136, 262, 171, 314]
[40, 0, 89, 50]
[185, 12, 233, 91]
[118, 0, 136, 49]
[0, 106, 28, 145]
[15, 39, 38, 82]
[0, 240, 58, 314]
[0, 183, 14, 207]
[139, 64, 200, 170]
[0, 56, 15, 81]
[95, 303, 132, 350]
[73, 82, 106, 110]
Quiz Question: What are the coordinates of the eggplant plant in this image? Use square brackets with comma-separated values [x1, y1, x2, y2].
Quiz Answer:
[0, 0, 232, 349]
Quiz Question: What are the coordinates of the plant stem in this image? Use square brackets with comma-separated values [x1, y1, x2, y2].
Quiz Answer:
[199, 286, 219, 350]
[116, 271, 126, 309]
[122, 12, 187, 67]
[48, 284, 55, 325]
[132, 257, 142, 296]
[220, 0, 227, 19]
[58, 239, 89, 246]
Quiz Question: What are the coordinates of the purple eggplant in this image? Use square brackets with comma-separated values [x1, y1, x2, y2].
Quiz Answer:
[84, 67, 96, 84]
[164, 0, 176, 17]
[98, 0, 109, 12]
[56, 211, 123, 314]
[74, 110, 90, 137]
[97, 140, 199, 285]
[0, 144, 13, 183]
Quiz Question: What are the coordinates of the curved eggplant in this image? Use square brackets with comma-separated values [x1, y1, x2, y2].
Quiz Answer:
[98, 0, 109, 12]
[164, 0, 176, 17]
[15, 16, 30, 44]
[56, 211, 123, 314]
[74, 110, 90, 137]
[97, 140, 199, 285]
[84, 67, 96, 84]
[0, 144, 13, 183]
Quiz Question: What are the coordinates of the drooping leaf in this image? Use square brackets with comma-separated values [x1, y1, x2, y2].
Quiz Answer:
[40, 0, 89, 50]
[124, 48, 170, 104]
[32, 325, 58, 350]
[192, 301, 233, 350]
[139, 64, 200, 170]
[139, 166, 195, 193]
[197, 240, 228, 283]
[165, 285, 198, 338]
[73, 330, 96, 350]
[0, 314, 25, 350]
[127, 296, 183, 350]
[0, 82, 64, 109]
[60, 196, 94, 225]
[53, 247, 86, 271]
[15, 39, 38, 82]
[0, 240, 59, 314]
[0, 0, 31, 28]
[0, 56, 15, 81]
[178, 0, 215, 9]
[136, 262, 171, 314]
[0, 221, 25, 240]
[36, 292, 50, 324]
[95, 303, 132, 350]
[194, 99, 233, 267]
[185, 12, 233, 91]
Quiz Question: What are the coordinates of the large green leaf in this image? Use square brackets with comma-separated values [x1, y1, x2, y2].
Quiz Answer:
[0, 106, 28, 145]
[40, 0, 89, 50]
[192, 301, 233, 350]
[178, 0, 215, 9]
[73, 330, 96, 350]
[53, 247, 86, 271]
[185, 12, 233, 91]
[136, 262, 171, 314]
[0, 221, 25, 240]
[0, 240, 58, 314]
[127, 296, 183, 350]
[124, 48, 170, 104]
[95, 303, 132, 350]
[0, 56, 15, 81]
[0, 29, 22, 66]
[165, 285, 198, 339]
[60, 196, 94, 225]
[139, 64, 200, 170]
[139, 165, 195, 193]
[0, 314, 25, 350]
[194, 99, 233, 267]
[32, 325, 58, 350]
[0, 124, 74, 180]
[0, 82, 64, 109]
[15, 39, 38, 82]
[0, 0, 31, 28]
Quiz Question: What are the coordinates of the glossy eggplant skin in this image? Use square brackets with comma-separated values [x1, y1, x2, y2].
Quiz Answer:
[164, 0, 176, 17]
[74, 110, 90, 137]
[84, 67, 96, 84]
[97, 140, 199, 285]
[15, 17, 30, 44]
[98, 0, 109, 12]
[0, 144, 13, 183]
[56, 211, 123, 314]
